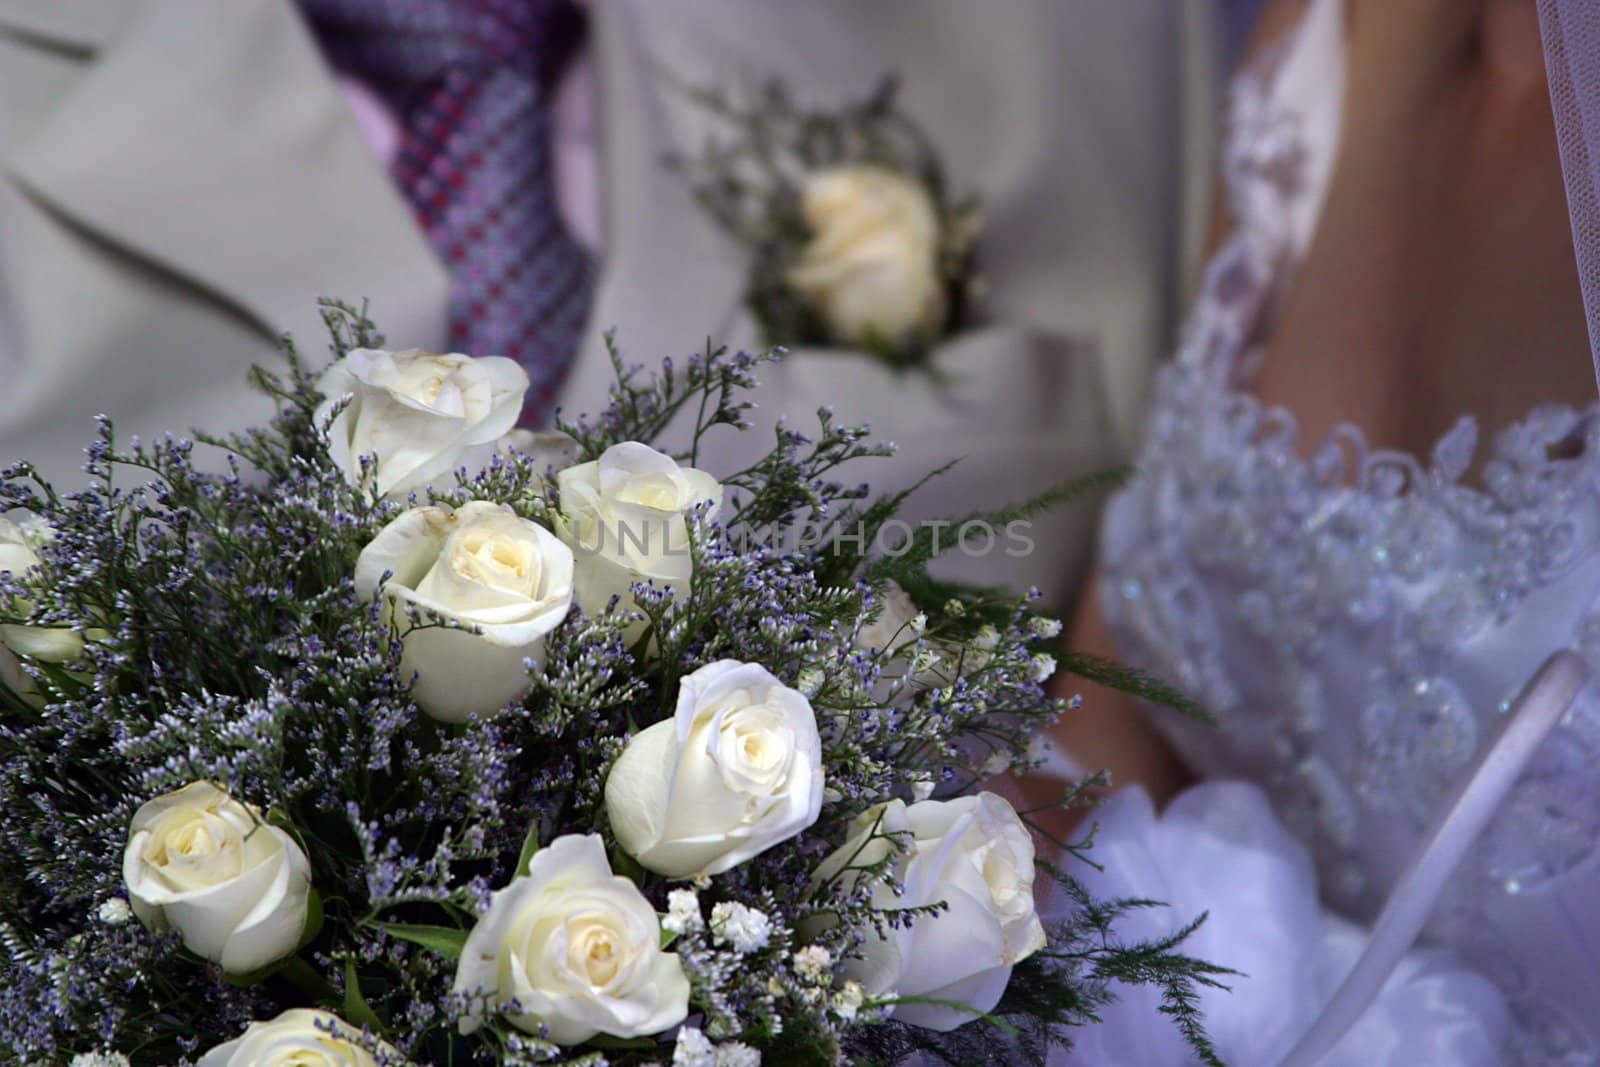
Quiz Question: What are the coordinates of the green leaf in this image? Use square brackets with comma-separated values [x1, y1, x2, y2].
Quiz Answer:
[298, 887, 325, 950]
[868, 466, 1134, 586]
[515, 822, 541, 878]
[762, 1015, 840, 1067]
[870, 994, 1021, 1036]
[225, 954, 338, 999]
[376, 922, 468, 959]
[611, 848, 647, 886]
[1059, 651, 1208, 722]
[343, 956, 383, 1031]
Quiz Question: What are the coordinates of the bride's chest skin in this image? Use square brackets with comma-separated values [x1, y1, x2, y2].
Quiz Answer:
[1249, 0, 1594, 466]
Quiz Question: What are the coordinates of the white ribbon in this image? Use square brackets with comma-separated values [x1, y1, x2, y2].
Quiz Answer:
[1275, 649, 1590, 1067]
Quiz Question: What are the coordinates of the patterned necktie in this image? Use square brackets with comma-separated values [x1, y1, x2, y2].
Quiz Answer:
[301, 0, 594, 426]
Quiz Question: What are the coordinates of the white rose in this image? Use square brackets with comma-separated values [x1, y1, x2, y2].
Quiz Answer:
[123, 781, 312, 975]
[197, 1009, 396, 1066]
[355, 501, 573, 723]
[557, 443, 721, 631]
[786, 164, 947, 347]
[856, 581, 943, 700]
[605, 659, 824, 878]
[0, 514, 85, 703]
[316, 347, 528, 498]
[453, 834, 690, 1044]
[811, 792, 1046, 1031]
[855, 580, 923, 657]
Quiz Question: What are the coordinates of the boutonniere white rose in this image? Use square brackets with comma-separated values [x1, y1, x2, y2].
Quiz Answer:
[197, 1009, 397, 1066]
[355, 501, 574, 723]
[674, 77, 981, 366]
[810, 791, 1046, 1031]
[315, 347, 529, 499]
[0, 513, 85, 704]
[454, 834, 690, 1043]
[122, 781, 312, 975]
[556, 442, 721, 634]
[605, 659, 824, 878]
[787, 164, 946, 349]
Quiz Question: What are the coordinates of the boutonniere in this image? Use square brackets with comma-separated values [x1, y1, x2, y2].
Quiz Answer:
[673, 77, 981, 368]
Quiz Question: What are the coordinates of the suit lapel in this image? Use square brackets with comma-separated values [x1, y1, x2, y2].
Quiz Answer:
[558, 0, 748, 422]
[0, 0, 130, 52]
[3, 0, 449, 352]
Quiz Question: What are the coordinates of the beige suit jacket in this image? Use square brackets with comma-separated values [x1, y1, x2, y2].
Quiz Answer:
[0, 0, 1215, 606]
[0, 0, 451, 487]
[564, 0, 1218, 604]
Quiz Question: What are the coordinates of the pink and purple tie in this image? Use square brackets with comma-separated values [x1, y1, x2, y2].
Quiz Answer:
[302, 0, 594, 426]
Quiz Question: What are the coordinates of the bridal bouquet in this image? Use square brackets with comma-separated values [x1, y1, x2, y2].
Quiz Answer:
[0, 303, 1223, 1066]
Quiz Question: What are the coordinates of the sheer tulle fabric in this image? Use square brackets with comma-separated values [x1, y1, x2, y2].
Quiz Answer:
[1540, 0, 1600, 390]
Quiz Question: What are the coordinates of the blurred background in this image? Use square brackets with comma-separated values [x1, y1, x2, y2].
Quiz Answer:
[0, 0, 1262, 608]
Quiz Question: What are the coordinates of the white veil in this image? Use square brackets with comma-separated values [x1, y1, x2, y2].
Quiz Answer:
[1539, 0, 1600, 386]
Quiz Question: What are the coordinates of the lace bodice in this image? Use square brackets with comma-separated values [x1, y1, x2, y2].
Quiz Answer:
[1098, 1, 1600, 1060]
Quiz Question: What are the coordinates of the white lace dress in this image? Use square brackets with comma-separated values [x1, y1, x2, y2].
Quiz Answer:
[1080, 0, 1600, 1062]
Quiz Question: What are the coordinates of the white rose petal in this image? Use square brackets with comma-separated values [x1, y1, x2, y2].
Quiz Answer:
[354, 501, 573, 722]
[710, 902, 771, 954]
[196, 1009, 394, 1066]
[557, 442, 721, 637]
[453, 834, 690, 1044]
[605, 660, 824, 878]
[786, 164, 947, 347]
[0, 514, 85, 705]
[810, 792, 1046, 1031]
[123, 782, 312, 975]
[857, 582, 948, 701]
[316, 347, 529, 499]
[855, 581, 922, 657]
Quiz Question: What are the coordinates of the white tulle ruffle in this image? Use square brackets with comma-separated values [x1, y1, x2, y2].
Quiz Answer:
[1050, 782, 1508, 1067]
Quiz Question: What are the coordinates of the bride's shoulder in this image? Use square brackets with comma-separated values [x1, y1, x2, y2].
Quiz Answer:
[1199, 0, 1331, 260]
